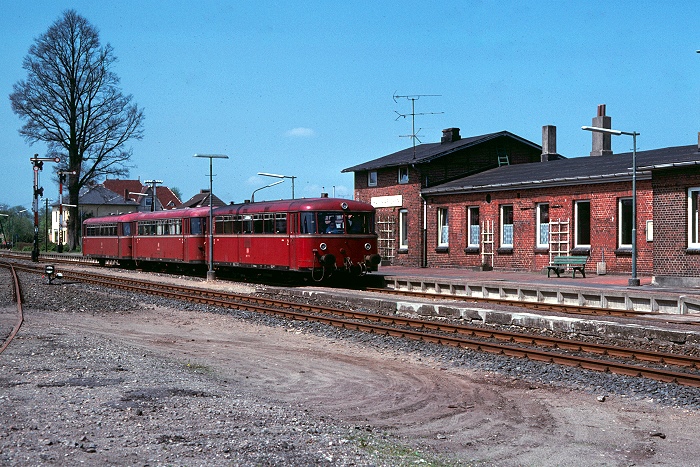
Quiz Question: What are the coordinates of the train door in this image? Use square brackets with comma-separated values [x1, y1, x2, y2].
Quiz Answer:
[288, 213, 297, 268]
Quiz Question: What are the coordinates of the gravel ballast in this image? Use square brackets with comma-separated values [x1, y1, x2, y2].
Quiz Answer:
[3, 267, 700, 465]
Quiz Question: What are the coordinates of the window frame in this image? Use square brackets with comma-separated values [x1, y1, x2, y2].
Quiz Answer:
[398, 209, 408, 250]
[437, 207, 449, 248]
[618, 197, 633, 249]
[467, 206, 480, 248]
[536, 203, 550, 249]
[574, 200, 591, 248]
[367, 170, 377, 187]
[398, 166, 409, 184]
[500, 204, 514, 248]
[689, 187, 700, 248]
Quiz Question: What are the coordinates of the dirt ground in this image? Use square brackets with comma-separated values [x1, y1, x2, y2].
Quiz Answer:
[4, 302, 700, 466]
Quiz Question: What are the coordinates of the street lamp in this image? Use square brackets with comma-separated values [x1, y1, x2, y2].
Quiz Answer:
[258, 172, 296, 199]
[194, 153, 229, 281]
[251, 180, 284, 203]
[582, 125, 640, 286]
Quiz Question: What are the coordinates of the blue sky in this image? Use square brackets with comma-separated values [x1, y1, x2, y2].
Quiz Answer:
[2, 1, 700, 209]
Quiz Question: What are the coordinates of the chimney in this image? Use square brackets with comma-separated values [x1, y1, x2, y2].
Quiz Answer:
[541, 125, 557, 162]
[697, 132, 700, 152]
[441, 128, 461, 144]
[590, 104, 613, 156]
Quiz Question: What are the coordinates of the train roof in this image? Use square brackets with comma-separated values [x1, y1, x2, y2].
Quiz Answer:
[83, 199, 373, 225]
[212, 198, 374, 215]
[83, 207, 211, 224]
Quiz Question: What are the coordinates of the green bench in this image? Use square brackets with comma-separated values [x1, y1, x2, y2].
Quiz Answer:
[547, 255, 588, 278]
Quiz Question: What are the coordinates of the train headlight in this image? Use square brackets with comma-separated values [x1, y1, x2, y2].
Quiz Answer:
[340, 202, 348, 210]
[364, 243, 372, 251]
[319, 242, 327, 251]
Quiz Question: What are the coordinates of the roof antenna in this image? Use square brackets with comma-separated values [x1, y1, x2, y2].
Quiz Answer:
[393, 93, 443, 159]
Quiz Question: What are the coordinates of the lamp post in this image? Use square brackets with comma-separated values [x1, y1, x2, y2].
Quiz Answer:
[582, 125, 640, 286]
[194, 153, 229, 281]
[251, 180, 284, 203]
[258, 172, 296, 199]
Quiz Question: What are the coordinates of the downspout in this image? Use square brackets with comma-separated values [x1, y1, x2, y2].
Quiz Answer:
[420, 192, 428, 268]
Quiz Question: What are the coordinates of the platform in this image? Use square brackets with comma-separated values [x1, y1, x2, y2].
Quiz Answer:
[371, 266, 700, 316]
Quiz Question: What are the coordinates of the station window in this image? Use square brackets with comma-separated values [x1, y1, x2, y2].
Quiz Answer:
[467, 207, 480, 248]
[500, 205, 513, 248]
[536, 203, 549, 248]
[398, 166, 409, 184]
[368, 171, 377, 187]
[399, 209, 408, 250]
[437, 208, 449, 247]
[575, 200, 591, 248]
[618, 198, 633, 248]
[689, 188, 700, 248]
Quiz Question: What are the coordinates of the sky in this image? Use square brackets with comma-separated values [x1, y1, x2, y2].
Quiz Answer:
[2, 1, 700, 210]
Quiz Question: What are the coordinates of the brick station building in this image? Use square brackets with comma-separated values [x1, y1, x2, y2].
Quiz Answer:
[344, 105, 700, 284]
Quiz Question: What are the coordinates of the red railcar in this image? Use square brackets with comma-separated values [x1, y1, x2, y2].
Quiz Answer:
[82, 198, 380, 280]
[211, 198, 380, 279]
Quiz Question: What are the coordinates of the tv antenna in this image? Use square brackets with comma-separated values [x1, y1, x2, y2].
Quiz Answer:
[393, 93, 443, 159]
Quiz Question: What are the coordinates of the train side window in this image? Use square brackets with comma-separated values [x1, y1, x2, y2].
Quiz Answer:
[275, 213, 287, 233]
[122, 223, 131, 236]
[191, 218, 203, 235]
[242, 215, 253, 234]
[300, 212, 316, 234]
[263, 213, 274, 233]
[233, 215, 242, 234]
[253, 214, 264, 233]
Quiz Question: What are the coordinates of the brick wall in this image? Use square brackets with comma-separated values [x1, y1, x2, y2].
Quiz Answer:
[652, 167, 700, 278]
[423, 180, 653, 274]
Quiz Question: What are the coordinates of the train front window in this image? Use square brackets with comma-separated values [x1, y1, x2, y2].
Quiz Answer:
[318, 212, 345, 234]
[347, 212, 371, 234]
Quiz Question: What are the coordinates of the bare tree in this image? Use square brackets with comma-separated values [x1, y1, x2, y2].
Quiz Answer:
[10, 10, 144, 250]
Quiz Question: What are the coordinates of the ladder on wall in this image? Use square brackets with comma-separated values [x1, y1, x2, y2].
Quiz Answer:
[376, 215, 396, 265]
[548, 219, 570, 263]
[497, 148, 510, 166]
[481, 220, 494, 267]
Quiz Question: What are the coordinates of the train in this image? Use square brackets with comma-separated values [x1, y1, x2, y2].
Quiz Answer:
[82, 197, 381, 281]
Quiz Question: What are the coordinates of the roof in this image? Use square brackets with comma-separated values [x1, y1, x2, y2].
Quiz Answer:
[422, 144, 700, 195]
[76, 184, 139, 207]
[342, 131, 542, 173]
[179, 190, 227, 208]
[103, 179, 182, 209]
[103, 179, 144, 202]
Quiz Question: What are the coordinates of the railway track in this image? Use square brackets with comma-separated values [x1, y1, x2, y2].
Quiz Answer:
[10, 261, 700, 388]
[0, 262, 24, 354]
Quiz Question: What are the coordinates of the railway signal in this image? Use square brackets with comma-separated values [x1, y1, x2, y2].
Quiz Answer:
[29, 154, 61, 262]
